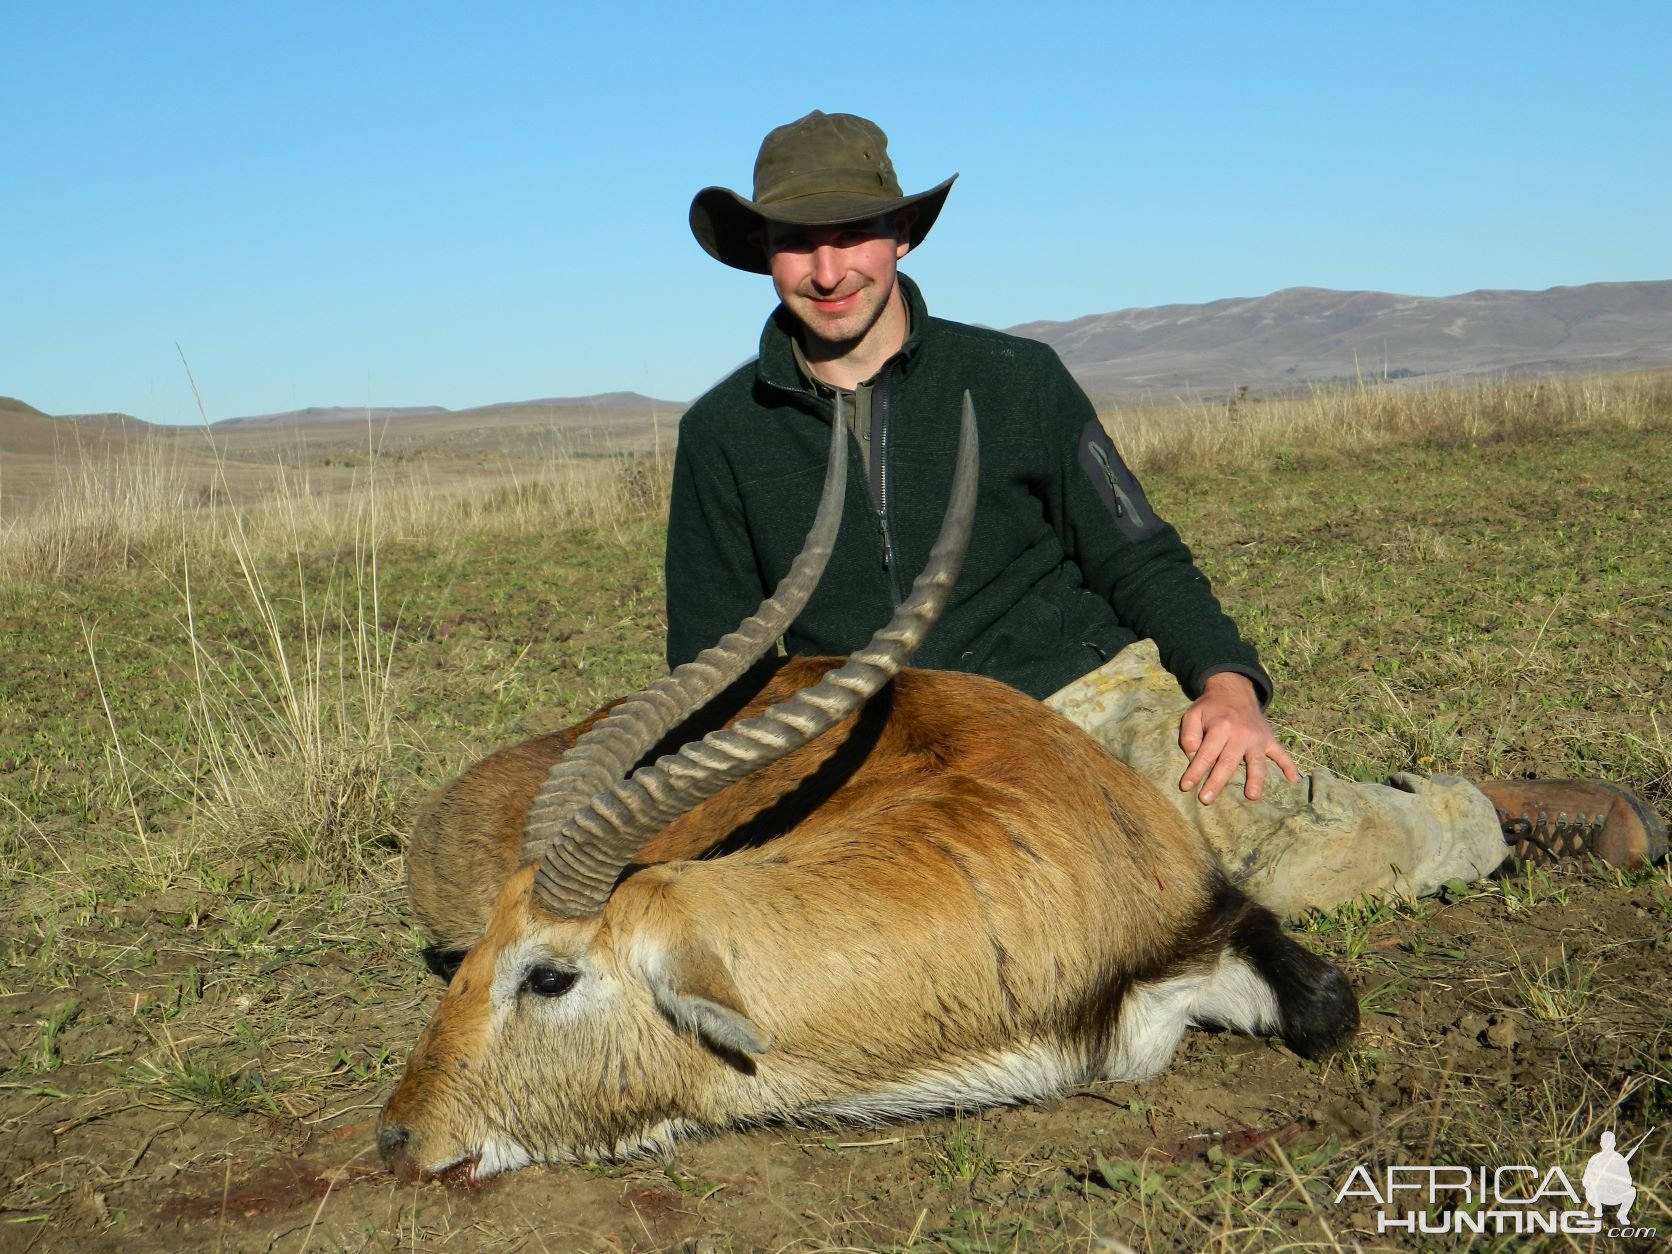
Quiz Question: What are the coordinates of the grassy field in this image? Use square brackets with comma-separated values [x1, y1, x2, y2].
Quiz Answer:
[2, 374, 1669, 1250]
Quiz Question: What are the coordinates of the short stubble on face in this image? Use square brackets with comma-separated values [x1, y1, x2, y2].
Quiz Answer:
[765, 214, 911, 362]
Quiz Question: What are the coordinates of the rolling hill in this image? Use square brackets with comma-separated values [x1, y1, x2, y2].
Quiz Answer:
[1007, 279, 1672, 397]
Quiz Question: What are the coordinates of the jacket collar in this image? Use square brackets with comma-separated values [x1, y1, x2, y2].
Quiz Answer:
[755, 272, 929, 413]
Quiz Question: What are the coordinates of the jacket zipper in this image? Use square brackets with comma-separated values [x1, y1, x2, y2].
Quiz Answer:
[871, 364, 903, 606]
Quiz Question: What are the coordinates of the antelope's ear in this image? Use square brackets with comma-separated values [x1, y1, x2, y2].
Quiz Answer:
[420, 945, 468, 982]
[647, 940, 771, 1058]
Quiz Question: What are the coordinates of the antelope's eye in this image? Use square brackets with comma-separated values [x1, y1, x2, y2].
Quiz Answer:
[523, 963, 577, 999]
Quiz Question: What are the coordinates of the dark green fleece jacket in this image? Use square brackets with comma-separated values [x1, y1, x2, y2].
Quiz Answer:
[665, 274, 1271, 703]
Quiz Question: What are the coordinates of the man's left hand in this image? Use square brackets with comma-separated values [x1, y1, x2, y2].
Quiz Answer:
[1178, 672, 1300, 805]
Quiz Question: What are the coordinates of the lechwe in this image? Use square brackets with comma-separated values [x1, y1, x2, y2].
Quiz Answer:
[379, 397, 1356, 1182]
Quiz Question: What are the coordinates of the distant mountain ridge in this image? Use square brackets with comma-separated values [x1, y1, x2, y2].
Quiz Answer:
[1007, 279, 1672, 397]
[12, 282, 1671, 436]
[217, 391, 682, 428]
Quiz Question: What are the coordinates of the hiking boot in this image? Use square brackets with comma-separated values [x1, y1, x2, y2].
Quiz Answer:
[1475, 779, 1667, 869]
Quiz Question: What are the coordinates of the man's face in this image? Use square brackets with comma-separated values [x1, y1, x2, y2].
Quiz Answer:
[765, 215, 911, 352]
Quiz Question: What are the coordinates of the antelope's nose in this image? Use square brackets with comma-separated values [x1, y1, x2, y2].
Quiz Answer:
[377, 1119, 412, 1169]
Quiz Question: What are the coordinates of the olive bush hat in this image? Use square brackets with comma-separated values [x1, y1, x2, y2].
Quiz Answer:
[690, 111, 957, 275]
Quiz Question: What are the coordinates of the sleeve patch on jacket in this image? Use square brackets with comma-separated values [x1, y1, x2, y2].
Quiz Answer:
[1076, 420, 1161, 542]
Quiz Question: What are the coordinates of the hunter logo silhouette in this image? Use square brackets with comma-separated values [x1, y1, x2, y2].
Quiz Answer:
[1582, 1128, 1653, 1223]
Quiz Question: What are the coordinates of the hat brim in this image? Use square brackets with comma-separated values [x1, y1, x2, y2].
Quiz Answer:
[689, 175, 957, 275]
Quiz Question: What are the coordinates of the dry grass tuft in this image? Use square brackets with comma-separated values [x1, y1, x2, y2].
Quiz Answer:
[1102, 369, 1672, 474]
[0, 432, 672, 582]
[5, 429, 673, 886]
[0, 441, 198, 579]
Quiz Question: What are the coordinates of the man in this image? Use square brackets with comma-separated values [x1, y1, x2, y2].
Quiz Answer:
[666, 110, 1665, 915]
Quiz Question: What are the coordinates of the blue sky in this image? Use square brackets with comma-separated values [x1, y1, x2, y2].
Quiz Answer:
[5, 2, 1669, 425]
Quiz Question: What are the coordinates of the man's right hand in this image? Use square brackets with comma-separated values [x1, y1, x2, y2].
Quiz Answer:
[1178, 672, 1300, 805]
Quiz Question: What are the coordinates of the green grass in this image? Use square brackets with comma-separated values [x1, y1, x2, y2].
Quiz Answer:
[1161, 424, 1672, 802]
[16, 1000, 79, 1075]
[129, 1053, 290, 1117]
[1503, 946, 1600, 1024]
[930, 1116, 1000, 1185]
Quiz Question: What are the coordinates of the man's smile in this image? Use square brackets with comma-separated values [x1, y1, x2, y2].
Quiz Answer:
[807, 290, 861, 313]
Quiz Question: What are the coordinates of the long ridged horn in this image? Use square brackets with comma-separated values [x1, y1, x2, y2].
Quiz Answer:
[518, 397, 850, 865]
[533, 392, 980, 917]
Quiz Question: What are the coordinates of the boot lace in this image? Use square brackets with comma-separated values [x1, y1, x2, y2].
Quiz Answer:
[1498, 807, 1610, 861]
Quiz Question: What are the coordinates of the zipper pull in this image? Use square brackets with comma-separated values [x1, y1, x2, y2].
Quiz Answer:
[1088, 441, 1143, 523]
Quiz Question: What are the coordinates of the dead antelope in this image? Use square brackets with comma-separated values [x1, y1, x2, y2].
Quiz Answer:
[379, 398, 1357, 1183]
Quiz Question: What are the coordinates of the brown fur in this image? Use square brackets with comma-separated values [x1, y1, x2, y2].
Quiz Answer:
[407, 662, 1210, 956]
[383, 660, 1352, 1182]
[406, 698, 623, 952]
